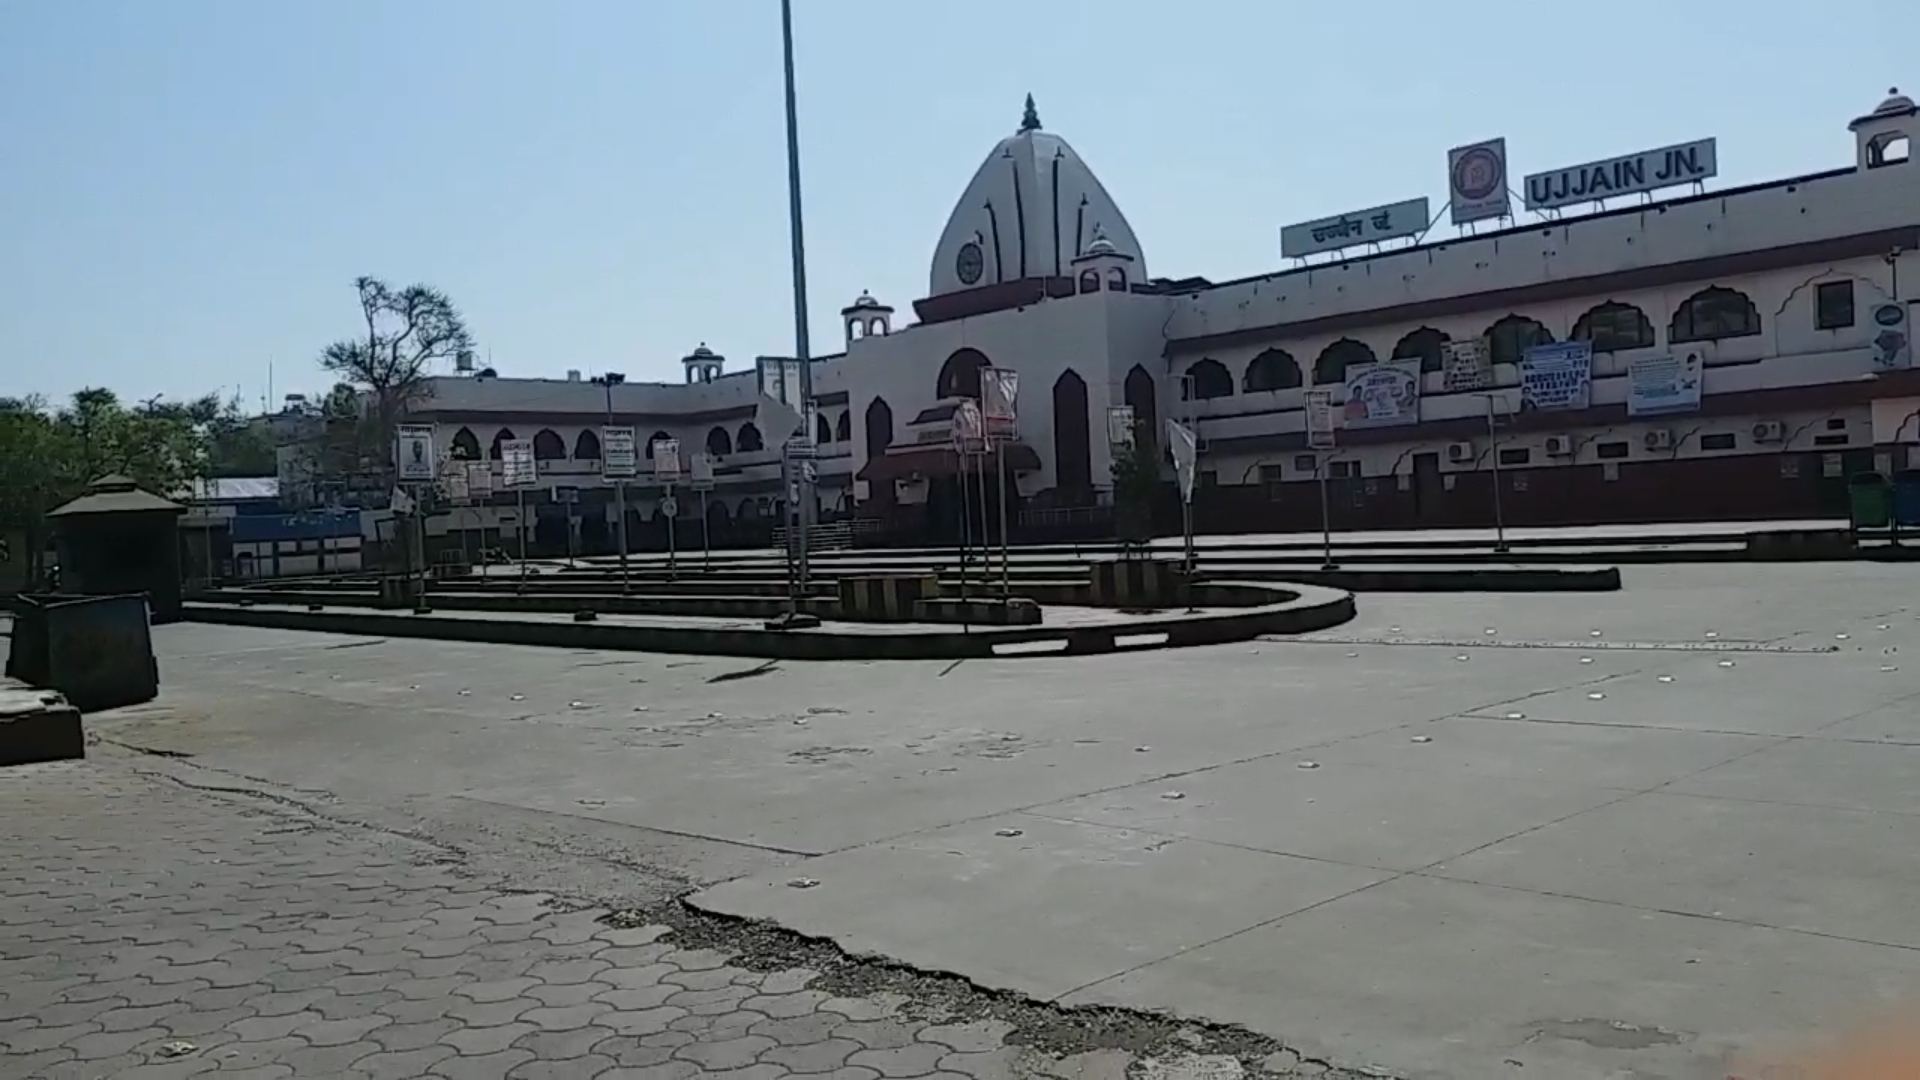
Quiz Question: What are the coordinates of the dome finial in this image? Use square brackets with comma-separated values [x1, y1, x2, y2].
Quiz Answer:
[1020, 93, 1041, 133]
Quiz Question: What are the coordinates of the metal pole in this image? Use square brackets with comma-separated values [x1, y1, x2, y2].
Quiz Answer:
[1318, 455, 1336, 570]
[516, 487, 528, 590]
[1486, 396, 1509, 554]
[606, 382, 631, 592]
[997, 440, 1011, 599]
[667, 484, 678, 580]
[780, 0, 815, 609]
[973, 447, 990, 593]
[1181, 494, 1195, 577]
[957, 452, 972, 603]
[699, 487, 711, 570]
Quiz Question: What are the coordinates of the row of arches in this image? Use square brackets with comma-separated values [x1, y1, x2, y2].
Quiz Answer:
[1183, 287, 1761, 401]
[446, 413, 856, 463]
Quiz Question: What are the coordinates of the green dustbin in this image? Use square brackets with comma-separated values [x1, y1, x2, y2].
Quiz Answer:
[1847, 472, 1892, 530]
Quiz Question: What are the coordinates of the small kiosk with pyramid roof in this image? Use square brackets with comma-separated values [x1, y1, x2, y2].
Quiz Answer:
[45, 474, 187, 623]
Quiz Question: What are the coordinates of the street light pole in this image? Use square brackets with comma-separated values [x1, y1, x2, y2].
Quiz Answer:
[597, 373, 630, 591]
[776, 0, 819, 628]
[1484, 394, 1510, 554]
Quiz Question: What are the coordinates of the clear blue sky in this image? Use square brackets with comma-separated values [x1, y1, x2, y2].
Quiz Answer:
[3, 0, 1915, 409]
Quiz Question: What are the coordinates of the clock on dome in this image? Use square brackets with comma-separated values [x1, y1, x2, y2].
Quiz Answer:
[955, 241, 985, 286]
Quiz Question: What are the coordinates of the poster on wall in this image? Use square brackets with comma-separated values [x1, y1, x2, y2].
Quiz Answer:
[1519, 342, 1593, 411]
[1304, 390, 1336, 449]
[1626, 353, 1703, 417]
[1871, 302, 1912, 371]
[395, 424, 436, 482]
[1441, 338, 1492, 392]
[1105, 406, 1136, 448]
[1342, 360, 1423, 429]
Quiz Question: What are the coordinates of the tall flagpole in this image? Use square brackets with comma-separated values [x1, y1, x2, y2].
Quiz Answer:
[773, 0, 820, 629]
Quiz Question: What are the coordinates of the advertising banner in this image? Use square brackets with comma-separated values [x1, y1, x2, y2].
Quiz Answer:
[1304, 390, 1336, 450]
[1871, 301, 1913, 371]
[1441, 338, 1493, 392]
[1165, 420, 1199, 503]
[500, 438, 538, 488]
[981, 368, 1019, 438]
[1520, 342, 1593, 411]
[602, 426, 638, 479]
[466, 460, 493, 500]
[1626, 353, 1704, 417]
[652, 438, 682, 483]
[395, 424, 436, 482]
[1341, 360, 1423, 429]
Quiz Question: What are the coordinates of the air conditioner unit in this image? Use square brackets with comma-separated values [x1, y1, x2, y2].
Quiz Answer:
[1644, 429, 1673, 452]
[1544, 434, 1575, 457]
[1446, 441, 1475, 463]
[1752, 419, 1786, 443]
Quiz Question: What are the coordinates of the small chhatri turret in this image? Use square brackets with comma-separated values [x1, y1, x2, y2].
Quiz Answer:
[841, 290, 894, 345]
[682, 343, 725, 385]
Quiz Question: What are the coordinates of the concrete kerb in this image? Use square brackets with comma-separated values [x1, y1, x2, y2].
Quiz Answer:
[181, 581, 1357, 661]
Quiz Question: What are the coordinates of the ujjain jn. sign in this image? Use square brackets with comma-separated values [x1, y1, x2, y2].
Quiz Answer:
[1523, 138, 1718, 212]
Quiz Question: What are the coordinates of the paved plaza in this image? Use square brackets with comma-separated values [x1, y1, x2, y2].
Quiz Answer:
[6, 562, 1920, 1078]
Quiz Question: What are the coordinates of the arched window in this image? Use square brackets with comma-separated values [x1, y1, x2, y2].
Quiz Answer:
[1242, 348, 1302, 393]
[1670, 287, 1761, 344]
[736, 422, 764, 453]
[1079, 270, 1100, 294]
[1313, 338, 1376, 385]
[488, 428, 516, 460]
[936, 348, 992, 399]
[1106, 267, 1127, 291]
[739, 497, 760, 519]
[1572, 301, 1656, 353]
[1484, 315, 1555, 367]
[706, 425, 733, 457]
[815, 412, 832, 446]
[865, 397, 894, 459]
[531, 429, 566, 460]
[450, 427, 481, 460]
[572, 429, 601, 460]
[1181, 358, 1234, 401]
[642, 430, 672, 459]
[1390, 327, 1451, 373]
[834, 411, 851, 442]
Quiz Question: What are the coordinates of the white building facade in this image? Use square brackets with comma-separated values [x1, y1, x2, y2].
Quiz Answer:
[404, 89, 1920, 550]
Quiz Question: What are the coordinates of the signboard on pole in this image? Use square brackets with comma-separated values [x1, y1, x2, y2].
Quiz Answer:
[1304, 390, 1337, 450]
[1281, 198, 1429, 259]
[442, 459, 470, 504]
[1342, 360, 1423, 429]
[500, 438, 538, 488]
[395, 424, 436, 482]
[466, 460, 493, 500]
[1165, 420, 1199, 504]
[652, 437, 682, 483]
[1523, 138, 1717, 211]
[602, 426, 638, 479]
[981, 368, 1019, 439]
[1626, 353, 1704, 417]
[951, 400, 985, 453]
[689, 452, 715, 492]
[1519, 342, 1594, 411]
[1441, 338, 1493, 392]
[1447, 138, 1510, 225]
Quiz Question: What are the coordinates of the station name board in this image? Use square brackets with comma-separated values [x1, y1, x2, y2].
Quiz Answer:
[1523, 138, 1717, 211]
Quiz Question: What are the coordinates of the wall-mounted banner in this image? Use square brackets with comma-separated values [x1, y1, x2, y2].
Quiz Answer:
[1626, 353, 1704, 417]
[500, 438, 538, 488]
[1519, 342, 1593, 411]
[1871, 301, 1912, 371]
[602, 426, 638, 479]
[1304, 390, 1337, 450]
[1342, 360, 1423, 429]
[1447, 139, 1510, 225]
[1523, 138, 1717, 211]
[1281, 198, 1430, 259]
[395, 424, 436, 482]
[1441, 338, 1493, 392]
[1105, 405, 1136, 448]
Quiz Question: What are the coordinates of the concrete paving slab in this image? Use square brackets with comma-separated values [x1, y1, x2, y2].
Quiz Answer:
[692, 812, 1390, 1001]
[1664, 736, 1920, 815]
[1808, 699, 1920, 745]
[1029, 755, 1623, 872]
[1436, 790, 1920, 949]
[1059, 873, 1917, 1080]
[1303, 713, 1779, 791]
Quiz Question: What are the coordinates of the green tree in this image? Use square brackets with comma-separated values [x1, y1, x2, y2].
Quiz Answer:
[316, 276, 474, 486]
[1110, 423, 1162, 545]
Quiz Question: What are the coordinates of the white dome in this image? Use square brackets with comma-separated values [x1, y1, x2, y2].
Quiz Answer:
[927, 97, 1146, 297]
[1875, 87, 1916, 115]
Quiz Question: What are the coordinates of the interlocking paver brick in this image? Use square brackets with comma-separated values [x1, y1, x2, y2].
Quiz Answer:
[294, 1012, 394, 1045]
[519, 1002, 615, 1031]
[273, 1038, 383, 1075]
[507, 1053, 617, 1078]
[753, 1013, 843, 1047]
[834, 1020, 919, 1051]
[762, 1037, 862, 1074]
[356, 1044, 460, 1078]
[675, 1034, 776, 1071]
[430, 1047, 537, 1079]
[602, 1006, 689, 1037]
[917, 1022, 1016, 1055]
[597, 984, 680, 1012]
[848, 1043, 951, 1078]
[525, 979, 615, 1007]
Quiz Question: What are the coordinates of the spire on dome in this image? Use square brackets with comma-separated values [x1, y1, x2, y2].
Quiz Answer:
[1020, 94, 1041, 133]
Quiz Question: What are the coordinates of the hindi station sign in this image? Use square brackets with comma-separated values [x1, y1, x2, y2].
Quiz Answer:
[1281, 197, 1430, 259]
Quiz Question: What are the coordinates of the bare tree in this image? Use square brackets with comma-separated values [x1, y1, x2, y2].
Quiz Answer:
[318, 276, 475, 480]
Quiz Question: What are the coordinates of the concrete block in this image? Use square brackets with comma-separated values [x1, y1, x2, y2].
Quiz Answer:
[0, 681, 84, 767]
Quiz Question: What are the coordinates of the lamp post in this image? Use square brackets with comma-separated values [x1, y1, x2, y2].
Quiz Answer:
[1481, 393, 1510, 554]
[594, 373, 630, 591]
[773, 0, 819, 629]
